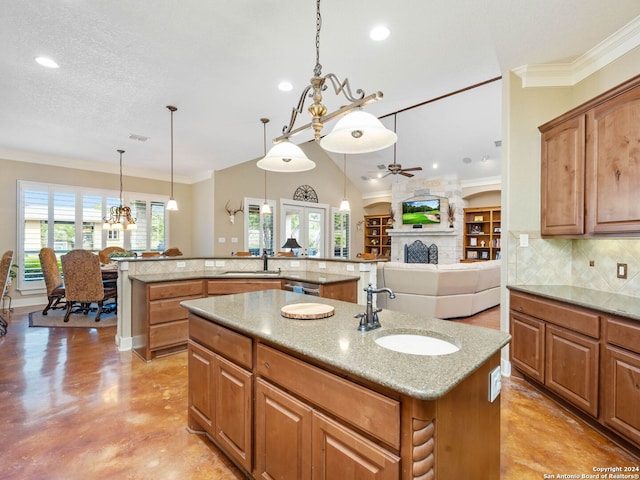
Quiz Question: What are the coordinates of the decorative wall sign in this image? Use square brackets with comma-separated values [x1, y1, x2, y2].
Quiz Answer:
[293, 185, 318, 203]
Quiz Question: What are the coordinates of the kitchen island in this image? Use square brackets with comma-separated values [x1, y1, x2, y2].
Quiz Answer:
[182, 290, 511, 479]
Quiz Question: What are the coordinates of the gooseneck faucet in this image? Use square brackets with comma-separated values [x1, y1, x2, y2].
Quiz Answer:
[262, 250, 269, 271]
[355, 283, 396, 332]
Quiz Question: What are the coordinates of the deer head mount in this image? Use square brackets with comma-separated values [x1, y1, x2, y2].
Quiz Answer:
[225, 201, 244, 224]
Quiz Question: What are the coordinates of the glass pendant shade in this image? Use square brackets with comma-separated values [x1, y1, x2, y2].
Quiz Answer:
[321, 110, 397, 154]
[260, 202, 271, 214]
[166, 198, 178, 211]
[339, 199, 351, 212]
[257, 140, 316, 172]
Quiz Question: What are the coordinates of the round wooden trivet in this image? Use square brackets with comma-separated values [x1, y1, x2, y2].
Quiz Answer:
[280, 303, 335, 319]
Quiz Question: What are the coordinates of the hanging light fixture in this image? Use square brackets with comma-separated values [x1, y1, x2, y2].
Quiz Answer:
[339, 154, 350, 212]
[260, 118, 272, 214]
[271, 0, 396, 156]
[103, 149, 137, 230]
[166, 105, 178, 211]
[258, 139, 316, 172]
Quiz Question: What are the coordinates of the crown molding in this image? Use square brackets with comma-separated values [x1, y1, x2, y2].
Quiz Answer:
[514, 15, 640, 87]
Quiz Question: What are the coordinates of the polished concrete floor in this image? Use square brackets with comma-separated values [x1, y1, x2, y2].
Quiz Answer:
[0, 305, 637, 479]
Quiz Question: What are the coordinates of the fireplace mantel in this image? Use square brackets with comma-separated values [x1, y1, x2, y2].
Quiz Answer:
[387, 228, 456, 236]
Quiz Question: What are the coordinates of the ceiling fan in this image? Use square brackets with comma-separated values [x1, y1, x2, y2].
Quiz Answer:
[382, 114, 423, 178]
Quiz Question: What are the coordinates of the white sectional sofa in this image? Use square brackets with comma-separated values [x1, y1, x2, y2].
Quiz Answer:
[376, 260, 501, 319]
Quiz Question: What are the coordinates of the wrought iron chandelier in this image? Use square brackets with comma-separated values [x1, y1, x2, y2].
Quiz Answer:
[259, 0, 397, 172]
[103, 149, 137, 230]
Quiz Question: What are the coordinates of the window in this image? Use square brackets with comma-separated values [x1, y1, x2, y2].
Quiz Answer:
[18, 181, 169, 292]
[245, 197, 275, 255]
[332, 209, 350, 258]
[280, 200, 328, 257]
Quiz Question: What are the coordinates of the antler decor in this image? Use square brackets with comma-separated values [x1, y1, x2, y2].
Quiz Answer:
[225, 201, 244, 224]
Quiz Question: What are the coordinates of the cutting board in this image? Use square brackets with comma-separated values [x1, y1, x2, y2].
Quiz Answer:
[281, 303, 335, 319]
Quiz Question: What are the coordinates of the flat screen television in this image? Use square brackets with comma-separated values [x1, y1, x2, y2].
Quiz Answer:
[402, 198, 441, 225]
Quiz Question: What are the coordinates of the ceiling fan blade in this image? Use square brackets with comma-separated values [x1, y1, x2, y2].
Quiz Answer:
[401, 167, 423, 172]
[400, 171, 415, 177]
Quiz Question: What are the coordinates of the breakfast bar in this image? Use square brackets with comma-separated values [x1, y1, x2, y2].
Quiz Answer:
[182, 289, 511, 479]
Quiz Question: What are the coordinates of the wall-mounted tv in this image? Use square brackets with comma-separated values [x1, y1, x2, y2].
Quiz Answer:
[402, 198, 441, 225]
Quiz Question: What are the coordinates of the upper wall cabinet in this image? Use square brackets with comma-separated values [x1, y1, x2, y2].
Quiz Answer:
[539, 74, 640, 236]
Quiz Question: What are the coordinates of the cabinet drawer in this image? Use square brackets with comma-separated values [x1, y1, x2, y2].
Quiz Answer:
[207, 279, 283, 295]
[149, 280, 204, 301]
[606, 316, 640, 355]
[189, 314, 252, 370]
[149, 319, 188, 349]
[510, 292, 599, 338]
[256, 344, 400, 449]
[149, 295, 202, 325]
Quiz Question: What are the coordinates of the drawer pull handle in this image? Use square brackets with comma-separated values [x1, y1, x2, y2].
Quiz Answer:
[518, 306, 524, 312]
[264, 361, 270, 369]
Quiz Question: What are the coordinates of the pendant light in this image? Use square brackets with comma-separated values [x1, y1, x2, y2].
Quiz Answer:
[339, 154, 350, 212]
[257, 139, 316, 172]
[166, 105, 178, 211]
[103, 149, 137, 230]
[260, 118, 272, 214]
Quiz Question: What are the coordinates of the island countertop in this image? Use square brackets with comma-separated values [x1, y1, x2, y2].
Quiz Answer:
[128, 270, 359, 285]
[181, 290, 511, 400]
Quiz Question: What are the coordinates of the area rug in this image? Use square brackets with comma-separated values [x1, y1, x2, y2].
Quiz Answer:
[29, 307, 117, 328]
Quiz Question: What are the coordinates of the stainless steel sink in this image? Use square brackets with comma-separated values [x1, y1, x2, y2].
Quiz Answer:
[374, 331, 460, 356]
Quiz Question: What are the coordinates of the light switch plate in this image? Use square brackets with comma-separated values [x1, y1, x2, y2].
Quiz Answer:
[489, 366, 501, 403]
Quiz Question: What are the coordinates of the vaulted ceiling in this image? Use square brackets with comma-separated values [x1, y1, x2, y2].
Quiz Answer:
[2, 1, 640, 195]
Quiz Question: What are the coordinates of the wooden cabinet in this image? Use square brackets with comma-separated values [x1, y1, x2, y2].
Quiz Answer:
[363, 214, 392, 258]
[188, 316, 253, 472]
[206, 278, 283, 296]
[603, 315, 640, 446]
[131, 279, 205, 361]
[462, 206, 501, 262]
[509, 291, 600, 417]
[540, 115, 586, 235]
[539, 74, 640, 236]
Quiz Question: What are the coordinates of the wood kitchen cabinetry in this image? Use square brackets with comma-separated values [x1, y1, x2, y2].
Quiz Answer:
[510, 289, 640, 453]
[363, 214, 392, 258]
[462, 206, 501, 262]
[131, 278, 205, 361]
[539, 74, 640, 236]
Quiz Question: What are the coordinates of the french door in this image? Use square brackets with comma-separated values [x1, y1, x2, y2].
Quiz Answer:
[280, 200, 328, 257]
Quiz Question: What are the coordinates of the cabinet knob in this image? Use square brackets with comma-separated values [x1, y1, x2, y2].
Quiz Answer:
[518, 306, 524, 312]
[263, 361, 270, 369]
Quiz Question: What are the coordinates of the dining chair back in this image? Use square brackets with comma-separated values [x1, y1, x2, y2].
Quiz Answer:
[61, 250, 117, 322]
[39, 248, 66, 315]
[98, 246, 125, 264]
[0, 250, 15, 335]
[162, 247, 183, 257]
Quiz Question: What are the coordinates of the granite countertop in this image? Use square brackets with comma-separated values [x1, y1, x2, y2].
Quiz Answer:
[128, 271, 360, 285]
[508, 284, 640, 321]
[181, 290, 511, 400]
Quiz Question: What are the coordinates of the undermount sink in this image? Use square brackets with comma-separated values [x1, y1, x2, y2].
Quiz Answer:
[375, 332, 460, 356]
[220, 270, 281, 276]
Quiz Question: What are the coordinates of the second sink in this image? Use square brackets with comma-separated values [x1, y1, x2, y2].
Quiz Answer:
[375, 332, 460, 356]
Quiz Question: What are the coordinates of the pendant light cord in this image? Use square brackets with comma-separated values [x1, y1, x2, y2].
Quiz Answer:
[118, 149, 124, 206]
[313, 0, 322, 77]
[170, 109, 174, 198]
[343, 153, 347, 198]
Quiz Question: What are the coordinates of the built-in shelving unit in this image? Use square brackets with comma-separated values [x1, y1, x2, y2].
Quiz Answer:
[363, 214, 392, 258]
[462, 206, 501, 262]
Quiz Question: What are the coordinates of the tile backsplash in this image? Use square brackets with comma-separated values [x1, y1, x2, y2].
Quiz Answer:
[510, 232, 640, 297]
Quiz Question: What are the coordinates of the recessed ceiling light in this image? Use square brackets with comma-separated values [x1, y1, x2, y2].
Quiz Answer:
[278, 81, 293, 92]
[370, 26, 390, 41]
[432, 163, 438, 170]
[35, 56, 59, 68]
[462, 157, 472, 164]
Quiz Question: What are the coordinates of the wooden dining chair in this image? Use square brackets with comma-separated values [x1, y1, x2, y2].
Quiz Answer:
[98, 246, 125, 264]
[39, 247, 66, 315]
[0, 250, 15, 335]
[61, 250, 117, 322]
[162, 247, 183, 257]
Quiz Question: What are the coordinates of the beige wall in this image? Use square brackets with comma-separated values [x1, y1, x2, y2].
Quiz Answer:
[213, 141, 365, 257]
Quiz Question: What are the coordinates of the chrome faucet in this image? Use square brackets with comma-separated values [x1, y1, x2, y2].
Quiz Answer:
[355, 283, 396, 332]
[262, 249, 269, 271]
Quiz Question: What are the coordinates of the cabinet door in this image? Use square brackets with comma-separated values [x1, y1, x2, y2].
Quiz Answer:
[545, 325, 599, 417]
[510, 311, 545, 382]
[312, 412, 399, 480]
[586, 85, 640, 233]
[540, 115, 586, 235]
[603, 346, 640, 446]
[255, 378, 312, 480]
[187, 341, 214, 435]
[214, 354, 253, 472]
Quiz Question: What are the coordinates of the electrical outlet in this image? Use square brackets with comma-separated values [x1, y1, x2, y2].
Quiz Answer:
[176, 261, 186, 268]
[489, 366, 501, 403]
[617, 263, 628, 279]
[205, 260, 215, 267]
[346, 264, 355, 272]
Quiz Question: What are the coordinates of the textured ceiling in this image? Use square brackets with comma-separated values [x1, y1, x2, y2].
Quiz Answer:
[1, 1, 640, 195]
